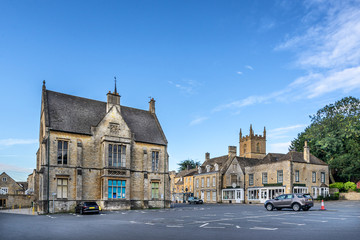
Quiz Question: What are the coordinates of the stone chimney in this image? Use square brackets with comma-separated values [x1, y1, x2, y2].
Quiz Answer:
[304, 141, 310, 163]
[149, 98, 155, 114]
[205, 152, 210, 160]
[107, 91, 120, 112]
[228, 146, 237, 159]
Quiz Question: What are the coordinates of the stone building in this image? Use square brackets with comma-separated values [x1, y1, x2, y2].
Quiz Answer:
[0, 172, 33, 208]
[194, 125, 329, 204]
[244, 142, 329, 203]
[34, 81, 170, 213]
[193, 147, 237, 203]
[171, 168, 197, 203]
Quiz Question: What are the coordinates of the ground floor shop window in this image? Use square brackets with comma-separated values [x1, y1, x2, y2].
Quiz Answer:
[223, 190, 235, 200]
[108, 180, 126, 199]
[311, 187, 329, 198]
[293, 187, 308, 194]
[248, 189, 260, 200]
[151, 182, 159, 199]
[212, 191, 216, 202]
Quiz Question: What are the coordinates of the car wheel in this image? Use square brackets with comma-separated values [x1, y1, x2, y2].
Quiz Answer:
[292, 203, 301, 211]
[303, 207, 310, 211]
[266, 203, 274, 211]
[276, 208, 282, 211]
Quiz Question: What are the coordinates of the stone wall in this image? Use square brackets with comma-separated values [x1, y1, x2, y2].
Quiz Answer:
[340, 192, 360, 200]
[0, 194, 35, 209]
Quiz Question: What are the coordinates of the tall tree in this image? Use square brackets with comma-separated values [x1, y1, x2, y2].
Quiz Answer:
[290, 96, 360, 182]
[177, 159, 200, 171]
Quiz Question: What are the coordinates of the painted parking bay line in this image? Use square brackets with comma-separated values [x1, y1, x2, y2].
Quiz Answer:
[282, 222, 306, 226]
[166, 225, 184, 228]
[306, 219, 328, 223]
[250, 227, 278, 231]
[200, 223, 209, 228]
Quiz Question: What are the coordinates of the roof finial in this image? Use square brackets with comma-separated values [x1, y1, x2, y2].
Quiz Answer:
[114, 76, 118, 94]
[42, 80, 46, 91]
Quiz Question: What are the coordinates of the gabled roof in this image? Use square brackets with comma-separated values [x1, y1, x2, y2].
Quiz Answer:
[45, 90, 167, 146]
[279, 151, 327, 165]
[235, 157, 262, 172]
[198, 155, 229, 173]
[175, 168, 197, 178]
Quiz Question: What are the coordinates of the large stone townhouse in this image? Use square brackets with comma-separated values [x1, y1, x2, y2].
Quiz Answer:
[34, 81, 170, 213]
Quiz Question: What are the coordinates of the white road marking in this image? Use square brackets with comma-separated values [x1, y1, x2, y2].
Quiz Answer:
[200, 223, 209, 228]
[325, 217, 346, 220]
[247, 220, 262, 222]
[166, 225, 184, 228]
[307, 219, 328, 223]
[236, 225, 241, 229]
[204, 226, 225, 229]
[218, 223, 233, 226]
[130, 221, 137, 224]
[282, 222, 306, 226]
[250, 227, 278, 231]
[145, 223, 155, 225]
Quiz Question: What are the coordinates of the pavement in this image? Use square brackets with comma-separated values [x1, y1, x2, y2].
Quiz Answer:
[0, 201, 359, 240]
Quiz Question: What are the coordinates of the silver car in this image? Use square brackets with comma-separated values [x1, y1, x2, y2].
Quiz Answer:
[264, 193, 314, 211]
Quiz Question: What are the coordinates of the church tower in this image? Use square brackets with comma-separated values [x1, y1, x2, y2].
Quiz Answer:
[239, 125, 266, 159]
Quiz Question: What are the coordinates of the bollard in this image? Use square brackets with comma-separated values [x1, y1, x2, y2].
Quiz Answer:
[19, 204, 21, 210]
[32, 206, 35, 215]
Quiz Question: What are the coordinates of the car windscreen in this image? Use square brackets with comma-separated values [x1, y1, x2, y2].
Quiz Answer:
[84, 202, 98, 206]
[303, 194, 312, 198]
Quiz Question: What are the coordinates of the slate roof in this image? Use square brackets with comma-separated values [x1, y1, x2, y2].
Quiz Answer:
[279, 151, 327, 165]
[198, 155, 229, 173]
[45, 90, 167, 146]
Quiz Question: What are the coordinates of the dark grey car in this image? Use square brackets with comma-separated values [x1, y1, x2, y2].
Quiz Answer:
[264, 194, 314, 211]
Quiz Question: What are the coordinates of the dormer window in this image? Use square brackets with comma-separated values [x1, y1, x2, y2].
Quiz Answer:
[198, 168, 202, 174]
[214, 164, 219, 171]
[206, 165, 211, 172]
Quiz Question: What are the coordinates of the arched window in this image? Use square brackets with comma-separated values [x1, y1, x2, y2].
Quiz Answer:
[256, 143, 260, 153]
[243, 144, 247, 153]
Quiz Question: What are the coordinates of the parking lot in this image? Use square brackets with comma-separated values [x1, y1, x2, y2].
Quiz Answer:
[1, 201, 359, 240]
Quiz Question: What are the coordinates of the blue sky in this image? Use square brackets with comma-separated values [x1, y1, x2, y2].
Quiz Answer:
[1, 0, 360, 181]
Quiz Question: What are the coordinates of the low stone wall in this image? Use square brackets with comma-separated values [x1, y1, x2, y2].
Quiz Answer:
[0, 194, 34, 209]
[340, 192, 360, 200]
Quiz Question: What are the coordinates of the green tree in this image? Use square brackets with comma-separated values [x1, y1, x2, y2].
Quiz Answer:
[290, 96, 360, 182]
[177, 159, 200, 171]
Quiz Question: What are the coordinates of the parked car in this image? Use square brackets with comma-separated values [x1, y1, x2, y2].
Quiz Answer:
[264, 193, 313, 211]
[188, 197, 203, 204]
[75, 202, 100, 214]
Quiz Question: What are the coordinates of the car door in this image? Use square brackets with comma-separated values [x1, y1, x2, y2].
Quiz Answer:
[273, 194, 286, 207]
[281, 194, 293, 207]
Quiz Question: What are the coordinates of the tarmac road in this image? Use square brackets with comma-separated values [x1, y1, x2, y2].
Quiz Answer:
[1, 201, 359, 240]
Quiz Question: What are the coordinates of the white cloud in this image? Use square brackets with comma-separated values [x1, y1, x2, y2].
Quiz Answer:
[268, 142, 291, 153]
[237, 71, 243, 75]
[0, 163, 33, 173]
[268, 124, 307, 139]
[168, 79, 201, 94]
[189, 117, 209, 126]
[245, 65, 254, 70]
[0, 139, 37, 146]
[269, 124, 307, 133]
[214, 2, 360, 112]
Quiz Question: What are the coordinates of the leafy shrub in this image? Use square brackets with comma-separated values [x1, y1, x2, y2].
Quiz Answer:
[329, 182, 345, 192]
[344, 181, 357, 191]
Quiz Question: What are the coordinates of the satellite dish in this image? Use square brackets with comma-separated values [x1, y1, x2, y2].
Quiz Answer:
[232, 183, 236, 188]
